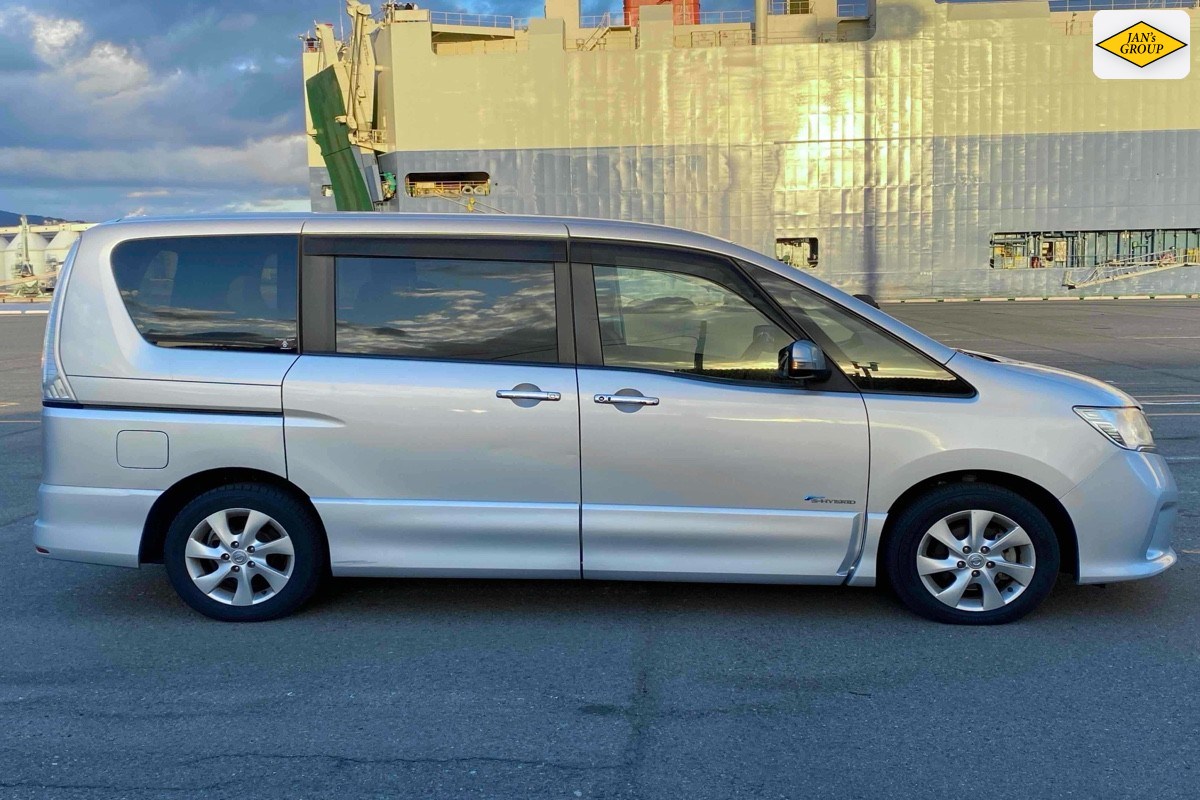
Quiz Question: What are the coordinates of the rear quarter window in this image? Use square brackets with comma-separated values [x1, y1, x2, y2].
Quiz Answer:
[111, 235, 299, 351]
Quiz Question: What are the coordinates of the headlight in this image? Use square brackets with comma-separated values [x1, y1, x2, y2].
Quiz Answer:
[1074, 406, 1155, 451]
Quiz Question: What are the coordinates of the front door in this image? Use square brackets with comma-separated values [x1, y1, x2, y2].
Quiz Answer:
[284, 238, 581, 577]
[571, 243, 870, 582]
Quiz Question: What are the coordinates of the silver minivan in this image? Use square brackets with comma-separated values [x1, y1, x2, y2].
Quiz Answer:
[36, 214, 1178, 624]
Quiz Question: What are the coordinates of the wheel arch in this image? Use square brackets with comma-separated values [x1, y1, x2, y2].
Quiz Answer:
[139, 467, 325, 565]
[877, 470, 1079, 580]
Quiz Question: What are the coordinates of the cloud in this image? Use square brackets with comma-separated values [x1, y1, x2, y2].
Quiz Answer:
[2, 5, 151, 99]
[63, 40, 152, 96]
[26, 10, 84, 63]
[220, 198, 311, 213]
[1, 4, 157, 130]
[0, 134, 307, 189]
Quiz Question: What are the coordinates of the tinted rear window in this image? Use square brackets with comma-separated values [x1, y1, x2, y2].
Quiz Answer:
[111, 235, 298, 351]
[334, 256, 558, 363]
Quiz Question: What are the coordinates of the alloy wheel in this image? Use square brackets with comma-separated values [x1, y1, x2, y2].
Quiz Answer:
[183, 508, 295, 607]
[916, 509, 1037, 612]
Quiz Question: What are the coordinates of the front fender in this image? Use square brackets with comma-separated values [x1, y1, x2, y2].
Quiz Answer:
[866, 447, 1079, 514]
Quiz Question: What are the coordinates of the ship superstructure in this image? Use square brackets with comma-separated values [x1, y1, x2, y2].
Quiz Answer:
[303, 0, 1200, 298]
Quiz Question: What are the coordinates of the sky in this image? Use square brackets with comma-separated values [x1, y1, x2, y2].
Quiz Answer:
[0, 0, 635, 221]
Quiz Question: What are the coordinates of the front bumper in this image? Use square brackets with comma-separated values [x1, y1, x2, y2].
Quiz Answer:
[34, 484, 158, 568]
[1059, 450, 1178, 584]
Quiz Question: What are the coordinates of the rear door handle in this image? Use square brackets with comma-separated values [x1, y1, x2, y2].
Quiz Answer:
[594, 394, 659, 407]
[497, 389, 561, 402]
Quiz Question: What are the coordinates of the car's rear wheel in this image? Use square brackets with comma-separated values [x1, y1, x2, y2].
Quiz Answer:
[884, 483, 1060, 625]
[163, 484, 326, 621]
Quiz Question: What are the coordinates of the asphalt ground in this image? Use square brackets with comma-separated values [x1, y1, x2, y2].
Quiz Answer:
[0, 300, 1196, 799]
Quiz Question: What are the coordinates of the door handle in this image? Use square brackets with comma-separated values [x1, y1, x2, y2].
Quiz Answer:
[594, 393, 659, 407]
[496, 389, 561, 402]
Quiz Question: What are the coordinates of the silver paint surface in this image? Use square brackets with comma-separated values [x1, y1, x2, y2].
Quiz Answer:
[282, 354, 581, 577]
[33, 485, 158, 568]
[577, 367, 869, 581]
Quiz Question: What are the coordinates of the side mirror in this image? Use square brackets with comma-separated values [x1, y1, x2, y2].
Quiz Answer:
[779, 340, 830, 381]
[853, 293, 881, 309]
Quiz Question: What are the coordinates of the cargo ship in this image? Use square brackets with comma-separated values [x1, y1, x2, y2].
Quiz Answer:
[302, 0, 1200, 298]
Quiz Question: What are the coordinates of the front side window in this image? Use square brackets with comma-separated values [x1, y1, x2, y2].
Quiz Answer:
[593, 265, 790, 382]
[111, 235, 298, 351]
[334, 256, 557, 362]
[745, 263, 972, 395]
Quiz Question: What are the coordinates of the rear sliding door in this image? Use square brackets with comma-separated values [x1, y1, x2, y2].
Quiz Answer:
[283, 236, 582, 578]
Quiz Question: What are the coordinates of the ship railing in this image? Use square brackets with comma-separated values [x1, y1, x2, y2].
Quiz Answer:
[694, 10, 755, 24]
[1046, 0, 1199, 11]
[580, 12, 631, 28]
[1062, 249, 1195, 289]
[770, 0, 874, 16]
[428, 11, 517, 29]
[406, 180, 492, 198]
[578, 9, 753, 29]
[756, 31, 841, 44]
[769, 0, 814, 15]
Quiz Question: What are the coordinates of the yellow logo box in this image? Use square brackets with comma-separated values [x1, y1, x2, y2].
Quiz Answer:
[1096, 21, 1187, 69]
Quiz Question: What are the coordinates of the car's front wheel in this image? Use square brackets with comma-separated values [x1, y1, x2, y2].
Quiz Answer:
[163, 483, 326, 622]
[884, 483, 1060, 625]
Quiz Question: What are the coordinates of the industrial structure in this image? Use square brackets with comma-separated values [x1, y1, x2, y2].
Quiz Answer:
[0, 217, 93, 295]
[303, 0, 1200, 298]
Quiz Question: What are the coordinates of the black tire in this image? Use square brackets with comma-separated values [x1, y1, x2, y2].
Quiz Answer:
[884, 483, 1060, 625]
[163, 483, 327, 622]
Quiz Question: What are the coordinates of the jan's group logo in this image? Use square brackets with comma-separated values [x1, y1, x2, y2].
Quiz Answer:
[1094, 10, 1190, 80]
